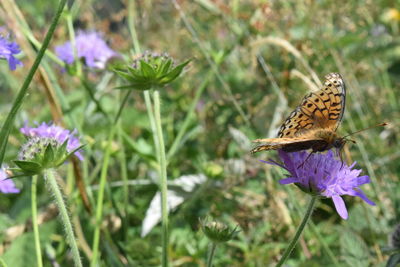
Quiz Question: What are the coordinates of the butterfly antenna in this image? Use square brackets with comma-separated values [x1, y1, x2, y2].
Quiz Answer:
[343, 122, 388, 139]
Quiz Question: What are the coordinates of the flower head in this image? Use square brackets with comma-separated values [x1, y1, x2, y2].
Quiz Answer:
[0, 168, 19, 194]
[114, 50, 189, 90]
[14, 127, 83, 176]
[20, 122, 83, 160]
[262, 150, 375, 219]
[55, 31, 117, 69]
[200, 218, 239, 243]
[0, 34, 22, 70]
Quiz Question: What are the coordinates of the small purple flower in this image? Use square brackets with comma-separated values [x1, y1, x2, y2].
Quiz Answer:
[55, 31, 117, 69]
[262, 150, 375, 220]
[20, 122, 83, 160]
[0, 168, 19, 193]
[0, 34, 22, 70]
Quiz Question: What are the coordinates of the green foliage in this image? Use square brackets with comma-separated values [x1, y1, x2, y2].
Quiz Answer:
[0, 0, 399, 266]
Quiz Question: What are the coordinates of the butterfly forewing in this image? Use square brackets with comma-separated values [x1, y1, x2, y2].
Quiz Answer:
[252, 73, 346, 153]
[277, 73, 345, 138]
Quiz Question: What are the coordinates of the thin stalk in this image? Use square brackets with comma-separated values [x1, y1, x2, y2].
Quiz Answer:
[31, 175, 43, 267]
[153, 90, 169, 267]
[0, 0, 67, 166]
[127, 0, 141, 55]
[45, 169, 82, 267]
[206, 242, 217, 267]
[66, 10, 82, 77]
[90, 90, 131, 267]
[90, 126, 116, 267]
[276, 196, 317, 267]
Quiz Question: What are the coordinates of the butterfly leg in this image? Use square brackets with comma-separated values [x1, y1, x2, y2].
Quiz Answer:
[297, 152, 314, 169]
[337, 148, 345, 170]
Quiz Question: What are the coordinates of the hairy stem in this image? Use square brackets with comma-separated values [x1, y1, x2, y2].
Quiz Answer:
[45, 169, 82, 267]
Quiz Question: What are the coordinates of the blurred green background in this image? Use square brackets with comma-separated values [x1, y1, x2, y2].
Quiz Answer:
[0, 0, 399, 266]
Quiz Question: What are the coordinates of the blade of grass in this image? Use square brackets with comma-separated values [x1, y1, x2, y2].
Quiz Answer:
[0, 0, 68, 166]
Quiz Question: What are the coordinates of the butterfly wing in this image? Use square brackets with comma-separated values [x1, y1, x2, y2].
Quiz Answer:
[251, 137, 327, 153]
[277, 72, 346, 138]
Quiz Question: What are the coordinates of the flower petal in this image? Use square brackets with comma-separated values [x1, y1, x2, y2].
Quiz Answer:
[332, 195, 348, 219]
[279, 177, 298, 184]
[260, 159, 285, 169]
[347, 189, 376, 206]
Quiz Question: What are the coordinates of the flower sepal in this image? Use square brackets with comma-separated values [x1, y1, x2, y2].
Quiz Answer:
[14, 138, 85, 176]
[200, 218, 240, 243]
[114, 51, 190, 90]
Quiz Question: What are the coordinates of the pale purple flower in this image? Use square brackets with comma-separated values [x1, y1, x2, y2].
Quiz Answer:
[262, 150, 375, 220]
[55, 31, 117, 69]
[0, 168, 19, 193]
[0, 35, 22, 70]
[20, 122, 83, 160]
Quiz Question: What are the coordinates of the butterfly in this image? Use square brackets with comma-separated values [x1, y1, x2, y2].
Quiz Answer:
[251, 72, 347, 154]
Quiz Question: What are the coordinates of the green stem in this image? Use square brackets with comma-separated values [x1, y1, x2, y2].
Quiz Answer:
[276, 196, 317, 267]
[152, 90, 169, 267]
[90, 127, 115, 267]
[127, 0, 141, 54]
[31, 175, 43, 267]
[0, 0, 67, 166]
[45, 169, 82, 267]
[206, 242, 217, 267]
[66, 10, 82, 77]
[144, 91, 159, 160]
[90, 90, 131, 267]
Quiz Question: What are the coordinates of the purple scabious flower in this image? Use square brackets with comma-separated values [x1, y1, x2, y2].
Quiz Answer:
[20, 122, 83, 160]
[0, 35, 22, 70]
[55, 31, 117, 69]
[262, 150, 375, 220]
[0, 168, 19, 193]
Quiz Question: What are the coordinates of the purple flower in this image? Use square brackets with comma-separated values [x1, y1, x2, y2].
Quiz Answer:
[262, 150, 375, 220]
[55, 31, 117, 69]
[20, 122, 83, 160]
[0, 168, 19, 193]
[0, 35, 22, 70]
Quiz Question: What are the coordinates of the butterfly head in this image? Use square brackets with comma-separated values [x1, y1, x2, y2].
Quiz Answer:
[332, 138, 346, 149]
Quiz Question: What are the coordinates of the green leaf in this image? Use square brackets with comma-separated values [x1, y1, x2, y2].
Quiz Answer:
[114, 83, 152, 91]
[13, 160, 42, 175]
[0, 257, 8, 267]
[387, 254, 400, 267]
[42, 144, 55, 167]
[160, 60, 190, 83]
[113, 69, 135, 82]
[140, 60, 156, 78]
[1, 232, 36, 267]
[340, 228, 370, 267]
[158, 59, 173, 76]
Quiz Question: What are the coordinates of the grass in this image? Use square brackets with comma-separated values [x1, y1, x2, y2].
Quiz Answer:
[0, 0, 399, 266]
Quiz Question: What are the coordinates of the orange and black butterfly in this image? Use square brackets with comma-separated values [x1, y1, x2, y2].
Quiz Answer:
[251, 73, 347, 154]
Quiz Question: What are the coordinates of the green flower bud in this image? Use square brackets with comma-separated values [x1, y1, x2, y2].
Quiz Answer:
[200, 218, 239, 243]
[204, 162, 224, 179]
[114, 50, 190, 90]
